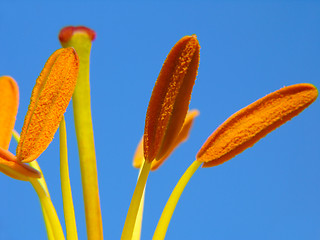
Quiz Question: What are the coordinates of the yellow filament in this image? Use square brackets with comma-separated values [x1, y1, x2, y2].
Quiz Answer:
[153, 160, 201, 240]
[59, 28, 103, 240]
[12, 131, 57, 240]
[121, 161, 151, 240]
[30, 178, 65, 240]
[60, 117, 78, 240]
[132, 166, 146, 240]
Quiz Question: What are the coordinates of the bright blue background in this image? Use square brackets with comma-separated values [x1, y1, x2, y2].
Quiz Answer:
[0, 1, 319, 240]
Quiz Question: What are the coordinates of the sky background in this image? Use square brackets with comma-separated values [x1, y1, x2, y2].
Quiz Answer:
[0, 1, 319, 240]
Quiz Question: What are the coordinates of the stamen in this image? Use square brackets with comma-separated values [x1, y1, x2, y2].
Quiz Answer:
[197, 83, 318, 167]
[17, 48, 79, 162]
[144, 35, 200, 162]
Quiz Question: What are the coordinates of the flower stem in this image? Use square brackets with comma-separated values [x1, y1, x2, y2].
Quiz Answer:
[59, 26, 103, 240]
[29, 178, 65, 240]
[153, 160, 201, 240]
[132, 165, 146, 240]
[41, 209, 55, 240]
[132, 187, 145, 240]
[60, 28, 103, 240]
[60, 117, 78, 240]
[121, 160, 151, 240]
[13, 130, 61, 240]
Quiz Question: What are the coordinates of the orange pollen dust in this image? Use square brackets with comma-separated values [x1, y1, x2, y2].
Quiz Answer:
[196, 83, 318, 168]
[0, 76, 19, 149]
[144, 35, 200, 163]
[16, 47, 79, 163]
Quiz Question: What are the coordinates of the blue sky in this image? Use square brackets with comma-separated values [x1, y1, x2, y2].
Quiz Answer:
[0, 1, 319, 240]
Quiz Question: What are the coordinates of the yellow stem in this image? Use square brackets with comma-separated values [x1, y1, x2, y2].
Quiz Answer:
[60, 117, 78, 240]
[29, 160, 50, 195]
[29, 161, 56, 240]
[61, 31, 103, 240]
[121, 160, 151, 240]
[41, 209, 55, 240]
[153, 160, 201, 240]
[30, 178, 65, 240]
[132, 165, 146, 240]
[13, 130, 60, 240]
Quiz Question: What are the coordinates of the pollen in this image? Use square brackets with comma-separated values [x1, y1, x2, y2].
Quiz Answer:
[144, 35, 200, 162]
[0, 76, 19, 149]
[196, 83, 318, 167]
[16, 48, 79, 162]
